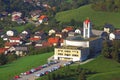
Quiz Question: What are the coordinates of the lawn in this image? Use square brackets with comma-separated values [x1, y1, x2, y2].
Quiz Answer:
[0, 52, 53, 80]
[56, 5, 120, 29]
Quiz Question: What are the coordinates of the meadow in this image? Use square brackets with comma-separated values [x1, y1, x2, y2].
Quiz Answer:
[56, 5, 120, 29]
[0, 52, 53, 80]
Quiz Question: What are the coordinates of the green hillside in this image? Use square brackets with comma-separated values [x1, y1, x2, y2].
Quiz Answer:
[80, 55, 120, 80]
[0, 52, 53, 80]
[56, 5, 120, 29]
[37, 55, 120, 80]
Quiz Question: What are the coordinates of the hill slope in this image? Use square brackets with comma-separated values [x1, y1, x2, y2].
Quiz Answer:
[80, 55, 120, 80]
[0, 52, 53, 80]
[56, 5, 120, 29]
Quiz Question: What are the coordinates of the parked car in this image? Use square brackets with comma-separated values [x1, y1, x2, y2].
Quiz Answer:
[13, 75, 20, 80]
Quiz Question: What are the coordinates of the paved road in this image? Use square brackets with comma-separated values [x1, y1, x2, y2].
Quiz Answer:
[18, 61, 68, 80]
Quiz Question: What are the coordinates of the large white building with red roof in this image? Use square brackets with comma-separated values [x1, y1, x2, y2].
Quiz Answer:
[54, 19, 102, 62]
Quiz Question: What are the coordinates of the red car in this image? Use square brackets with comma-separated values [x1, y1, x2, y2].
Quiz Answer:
[14, 75, 20, 79]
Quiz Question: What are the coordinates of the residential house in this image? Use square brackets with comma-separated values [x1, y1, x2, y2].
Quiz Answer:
[55, 32, 67, 39]
[19, 30, 30, 40]
[35, 40, 51, 47]
[5, 42, 19, 48]
[0, 48, 8, 54]
[14, 46, 28, 56]
[1, 34, 9, 41]
[62, 27, 74, 33]
[12, 12, 22, 21]
[30, 10, 41, 21]
[48, 28, 59, 36]
[6, 30, 18, 37]
[34, 31, 48, 40]
[75, 28, 82, 34]
[48, 37, 63, 46]
[38, 15, 48, 24]
[104, 24, 114, 34]
[29, 37, 40, 42]
[109, 30, 120, 40]
[9, 37, 21, 43]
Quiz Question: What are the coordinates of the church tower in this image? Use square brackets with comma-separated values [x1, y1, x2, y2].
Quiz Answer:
[83, 18, 92, 39]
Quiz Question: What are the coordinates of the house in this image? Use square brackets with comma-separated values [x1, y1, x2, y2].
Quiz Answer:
[1, 34, 9, 41]
[9, 37, 21, 43]
[29, 37, 40, 42]
[75, 28, 82, 34]
[0, 48, 8, 54]
[6, 30, 18, 37]
[34, 31, 48, 40]
[109, 30, 120, 40]
[104, 24, 114, 33]
[35, 40, 51, 47]
[38, 15, 48, 24]
[30, 10, 41, 21]
[14, 46, 28, 56]
[19, 30, 30, 40]
[62, 27, 74, 33]
[12, 12, 22, 21]
[5, 42, 19, 48]
[48, 28, 60, 36]
[68, 32, 79, 37]
[48, 37, 63, 46]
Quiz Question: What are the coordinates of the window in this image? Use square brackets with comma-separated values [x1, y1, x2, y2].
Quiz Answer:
[64, 50, 71, 52]
[58, 50, 63, 52]
[72, 54, 78, 57]
[58, 53, 63, 55]
[65, 54, 71, 56]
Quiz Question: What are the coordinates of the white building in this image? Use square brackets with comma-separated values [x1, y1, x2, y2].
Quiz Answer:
[54, 19, 102, 62]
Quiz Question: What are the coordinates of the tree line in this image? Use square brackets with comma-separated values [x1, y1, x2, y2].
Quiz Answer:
[102, 40, 120, 62]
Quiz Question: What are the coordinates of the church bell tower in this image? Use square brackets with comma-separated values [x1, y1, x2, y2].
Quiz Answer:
[83, 18, 92, 39]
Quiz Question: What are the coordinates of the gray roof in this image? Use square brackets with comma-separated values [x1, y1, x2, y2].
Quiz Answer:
[15, 46, 28, 51]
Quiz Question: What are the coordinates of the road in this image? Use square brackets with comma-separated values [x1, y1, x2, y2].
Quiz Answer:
[17, 61, 68, 80]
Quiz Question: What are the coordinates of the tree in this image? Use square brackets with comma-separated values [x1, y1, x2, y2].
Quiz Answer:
[102, 41, 111, 58]
[78, 70, 86, 80]
[0, 54, 7, 65]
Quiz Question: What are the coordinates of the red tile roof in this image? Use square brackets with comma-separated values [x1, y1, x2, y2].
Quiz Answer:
[5, 42, 19, 46]
[30, 37, 40, 41]
[39, 15, 47, 20]
[0, 48, 8, 54]
[64, 27, 73, 31]
[48, 37, 61, 45]
[10, 37, 21, 40]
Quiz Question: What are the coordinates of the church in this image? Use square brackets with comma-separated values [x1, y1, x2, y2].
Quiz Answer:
[54, 19, 102, 62]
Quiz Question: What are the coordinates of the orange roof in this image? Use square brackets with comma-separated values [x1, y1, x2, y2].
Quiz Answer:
[64, 27, 73, 31]
[39, 15, 47, 20]
[0, 48, 8, 54]
[30, 37, 40, 41]
[5, 42, 19, 46]
[48, 37, 60, 44]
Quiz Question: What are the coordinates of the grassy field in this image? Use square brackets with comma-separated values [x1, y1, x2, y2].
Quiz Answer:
[37, 55, 120, 80]
[0, 52, 53, 80]
[80, 55, 120, 80]
[56, 5, 120, 29]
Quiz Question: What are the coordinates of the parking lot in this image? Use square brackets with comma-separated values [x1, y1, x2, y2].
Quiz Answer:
[15, 60, 72, 80]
